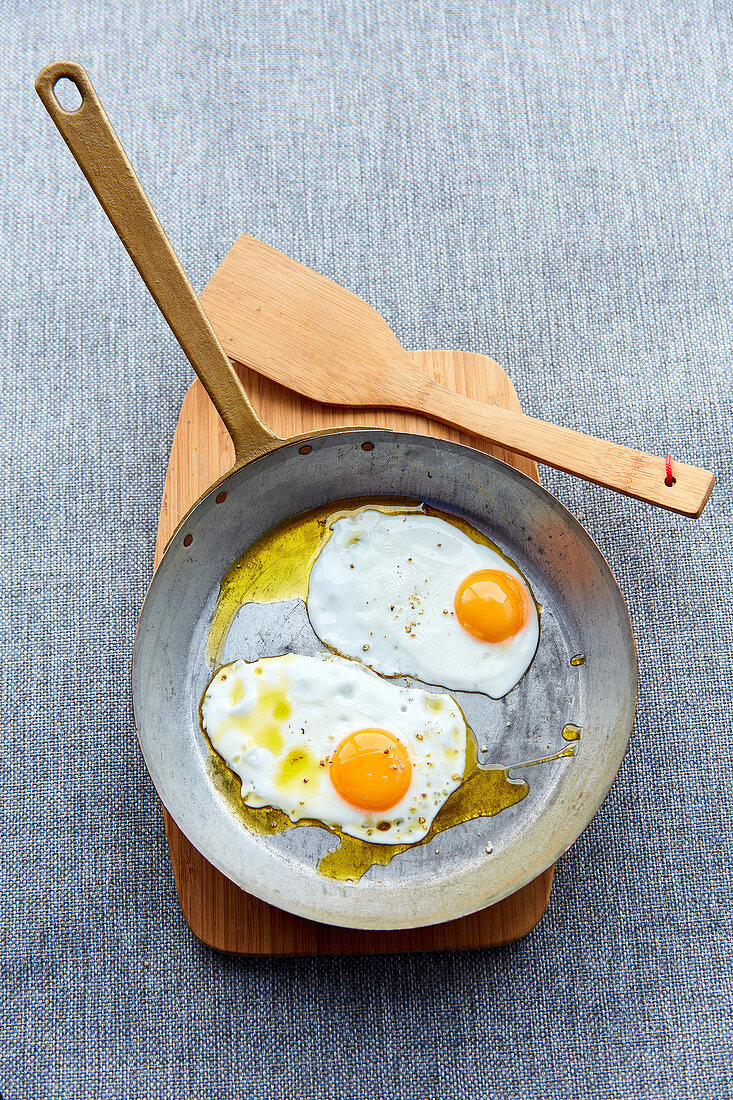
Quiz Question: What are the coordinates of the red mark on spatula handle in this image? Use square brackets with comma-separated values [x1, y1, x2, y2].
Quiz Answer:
[665, 454, 675, 487]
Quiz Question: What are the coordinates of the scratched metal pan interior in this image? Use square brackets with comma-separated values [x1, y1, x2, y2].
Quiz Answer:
[133, 430, 637, 930]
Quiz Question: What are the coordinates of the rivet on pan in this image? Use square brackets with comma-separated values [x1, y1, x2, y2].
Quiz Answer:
[361, 441, 374, 451]
[183, 534, 193, 547]
[299, 445, 312, 455]
[215, 492, 227, 504]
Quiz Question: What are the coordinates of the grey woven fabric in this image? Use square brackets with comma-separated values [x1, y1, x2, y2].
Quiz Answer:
[2, 2, 731, 1097]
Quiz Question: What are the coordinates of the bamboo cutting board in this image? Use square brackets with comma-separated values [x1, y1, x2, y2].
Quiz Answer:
[153, 349, 555, 954]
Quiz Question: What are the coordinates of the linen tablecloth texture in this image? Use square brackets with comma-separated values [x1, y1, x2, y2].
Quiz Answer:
[2, 2, 731, 1097]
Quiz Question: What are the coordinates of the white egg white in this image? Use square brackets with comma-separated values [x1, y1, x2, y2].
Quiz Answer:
[201, 652, 467, 844]
[306, 509, 539, 697]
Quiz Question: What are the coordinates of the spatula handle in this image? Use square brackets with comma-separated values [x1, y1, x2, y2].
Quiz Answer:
[421, 382, 714, 517]
[35, 60, 278, 466]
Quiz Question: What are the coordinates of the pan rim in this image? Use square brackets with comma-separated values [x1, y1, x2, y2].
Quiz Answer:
[132, 427, 637, 930]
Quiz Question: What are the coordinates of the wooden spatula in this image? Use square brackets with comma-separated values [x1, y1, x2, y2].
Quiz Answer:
[200, 233, 714, 517]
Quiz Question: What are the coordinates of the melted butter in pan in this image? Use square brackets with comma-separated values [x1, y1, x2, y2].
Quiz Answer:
[207, 497, 422, 665]
[202, 495, 562, 882]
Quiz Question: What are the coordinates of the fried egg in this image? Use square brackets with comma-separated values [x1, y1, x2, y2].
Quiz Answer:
[201, 652, 467, 844]
[307, 509, 539, 697]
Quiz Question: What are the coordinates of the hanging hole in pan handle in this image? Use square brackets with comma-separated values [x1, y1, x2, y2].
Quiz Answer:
[53, 76, 83, 113]
[35, 61, 96, 126]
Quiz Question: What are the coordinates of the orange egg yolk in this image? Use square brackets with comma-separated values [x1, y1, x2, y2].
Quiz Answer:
[330, 728, 412, 812]
[454, 568, 529, 643]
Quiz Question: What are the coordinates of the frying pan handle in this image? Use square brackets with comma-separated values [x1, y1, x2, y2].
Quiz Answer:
[35, 61, 280, 468]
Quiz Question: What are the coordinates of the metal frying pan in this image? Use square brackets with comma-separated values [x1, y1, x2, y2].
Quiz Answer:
[37, 61, 637, 930]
